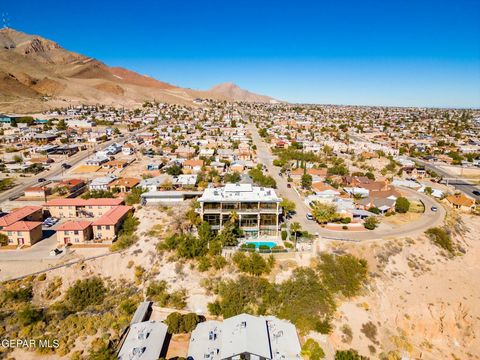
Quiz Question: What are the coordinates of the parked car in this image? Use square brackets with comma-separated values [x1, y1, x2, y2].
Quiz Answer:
[50, 248, 63, 257]
[430, 206, 438, 212]
[38, 178, 46, 182]
[43, 217, 59, 227]
[287, 183, 292, 188]
[473, 190, 480, 196]
[306, 213, 314, 220]
[62, 163, 72, 169]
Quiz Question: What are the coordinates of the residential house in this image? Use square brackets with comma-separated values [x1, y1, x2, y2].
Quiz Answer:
[1, 221, 43, 246]
[56, 221, 93, 245]
[91, 206, 133, 241]
[0, 206, 43, 230]
[183, 159, 204, 174]
[89, 175, 117, 191]
[198, 183, 281, 238]
[446, 194, 475, 212]
[188, 313, 301, 360]
[118, 321, 168, 360]
[108, 178, 140, 193]
[45, 198, 124, 218]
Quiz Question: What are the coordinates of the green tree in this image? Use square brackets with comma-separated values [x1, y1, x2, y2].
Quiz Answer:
[125, 187, 146, 205]
[301, 174, 313, 189]
[312, 202, 338, 224]
[290, 222, 301, 249]
[395, 197, 410, 213]
[280, 198, 296, 214]
[0, 233, 9, 246]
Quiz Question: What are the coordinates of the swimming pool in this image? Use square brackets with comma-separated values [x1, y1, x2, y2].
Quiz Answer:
[245, 241, 277, 248]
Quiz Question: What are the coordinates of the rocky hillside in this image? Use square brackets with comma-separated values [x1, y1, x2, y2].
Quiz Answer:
[0, 28, 278, 112]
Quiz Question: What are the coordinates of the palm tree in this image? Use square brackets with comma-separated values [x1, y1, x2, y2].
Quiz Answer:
[290, 222, 301, 251]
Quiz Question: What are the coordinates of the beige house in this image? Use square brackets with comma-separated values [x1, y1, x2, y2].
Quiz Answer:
[56, 221, 93, 245]
[0, 206, 43, 230]
[92, 206, 133, 242]
[45, 198, 124, 218]
[1, 221, 43, 246]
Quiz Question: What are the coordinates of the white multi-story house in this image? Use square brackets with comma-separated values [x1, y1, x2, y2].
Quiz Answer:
[198, 183, 281, 238]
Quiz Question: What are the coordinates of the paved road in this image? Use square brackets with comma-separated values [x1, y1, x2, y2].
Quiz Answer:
[249, 123, 445, 241]
[0, 129, 145, 204]
[407, 157, 480, 201]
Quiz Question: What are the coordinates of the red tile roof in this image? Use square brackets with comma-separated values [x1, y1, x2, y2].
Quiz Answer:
[0, 206, 42, 228]
[45, 198, 124, 207]
[2, 221, 42, 231]
[56, 221, 92, 231]
[92, 206, 132, 226]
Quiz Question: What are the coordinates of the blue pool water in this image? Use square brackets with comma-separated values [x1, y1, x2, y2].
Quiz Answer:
[245, 241, 277, 248]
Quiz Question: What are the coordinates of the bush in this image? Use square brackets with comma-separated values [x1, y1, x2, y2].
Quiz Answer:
[342, 225, 348, 230]
[395, 197, 410, 213]
[301, 338, 325, 360]
[232, 252, 273, 276]
[18, 304, 44, 326]
[281, 230, 288, 241]
[164, 312, 202, 334]
[65, 277, 106, 311]
[368, 207, 381, 214]
[425, 227, 455, 254]
[341, 217, 351, 224]
[335, 349, 369, 360]
[317, 253, 368, 298]
[363, 216, 379, 230]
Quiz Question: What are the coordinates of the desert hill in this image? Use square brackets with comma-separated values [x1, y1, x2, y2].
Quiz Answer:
[0, 28, 278, 112]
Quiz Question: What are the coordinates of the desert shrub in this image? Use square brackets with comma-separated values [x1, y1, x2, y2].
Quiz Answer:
[301, 338, 325, 360]
[335, 349, 369, 360]
[17, 304, 44, 326]
[281, 230, 288, 240]
[2, 285, 33, 304]
[360, 321, 378, 344]
[363, 216, 379, 230]
[317, 253, 368, 297]
[341, 217, 351, 224]
[146, 280, 187, 309]
[65, 277, 106, 311]
[43, 277, 62, 300]
[425, 227, 454, 254]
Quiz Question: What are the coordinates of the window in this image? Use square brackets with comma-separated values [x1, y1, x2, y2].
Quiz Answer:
[17, 232, 21, 236]
[260, 202, 276, 210]
[240, 214, 258, 227]
[222, 202, 239, 210]
[203, 214, 220, 226]
[74, 231, 79, 235]
[75, 238, 79, 243]
[241, 202, 258, 211]
[260, 214, 277, 226]
[204, 202, 220, 210]
[65, 231, 69, 235]
[7, 231, 12, 236]
[105, 225, 110, 230]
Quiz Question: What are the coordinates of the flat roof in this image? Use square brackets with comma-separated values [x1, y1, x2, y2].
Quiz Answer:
[188, 314, 301, 360]
[118, 321, 168, 360]
[199, 184, 281, 203]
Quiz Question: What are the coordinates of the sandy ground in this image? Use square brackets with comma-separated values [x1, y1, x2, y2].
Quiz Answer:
[327, 213, 480, 359]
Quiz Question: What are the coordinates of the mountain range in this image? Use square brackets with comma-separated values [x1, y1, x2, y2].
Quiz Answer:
[0, 28, 278, 113]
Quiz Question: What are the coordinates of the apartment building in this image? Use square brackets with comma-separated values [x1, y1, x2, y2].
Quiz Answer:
[45, 198, 124, 218]
[0, 206, 43, 230]
[56, 221, 93, 245]
[92, 205, 133, 241]
[1, 221, 43, 246]
[198, 183, 281, 238]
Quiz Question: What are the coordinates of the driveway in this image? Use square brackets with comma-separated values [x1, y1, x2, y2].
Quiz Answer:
[0, 230, 58, 261]
[248, 123, 445, 241]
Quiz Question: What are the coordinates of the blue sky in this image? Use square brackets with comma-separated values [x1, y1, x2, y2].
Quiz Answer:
[3, 0, 480, 107]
